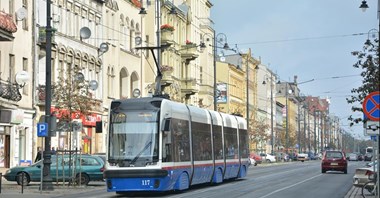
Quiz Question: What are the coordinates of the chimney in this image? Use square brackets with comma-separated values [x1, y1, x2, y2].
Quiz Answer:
[294, 75, 298, 84]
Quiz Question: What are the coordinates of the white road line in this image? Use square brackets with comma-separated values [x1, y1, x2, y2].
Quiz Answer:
[257, 174, 322, 198]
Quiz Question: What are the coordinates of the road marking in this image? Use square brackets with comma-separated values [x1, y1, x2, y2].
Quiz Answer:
[257, 174, 322, 198]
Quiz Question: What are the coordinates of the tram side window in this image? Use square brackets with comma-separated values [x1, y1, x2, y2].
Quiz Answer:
[213, 125, 223, 160]
[162, 118, 190, 162]
[239, 129, 249, 158]
[192, 122, 212, 161]
[224, 127, 238, 159]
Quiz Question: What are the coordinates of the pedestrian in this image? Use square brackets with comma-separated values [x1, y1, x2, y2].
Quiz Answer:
[34, 147, 43, 162]
[51, 147, 56, 155]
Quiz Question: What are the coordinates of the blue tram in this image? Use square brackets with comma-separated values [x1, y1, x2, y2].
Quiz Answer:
[103, 97, 249, 193]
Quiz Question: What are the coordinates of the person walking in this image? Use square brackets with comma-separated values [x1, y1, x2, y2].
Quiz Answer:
[34, 147, 43, 162]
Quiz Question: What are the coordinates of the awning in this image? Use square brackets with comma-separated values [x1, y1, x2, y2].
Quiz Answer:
[0, 11, 17, 41]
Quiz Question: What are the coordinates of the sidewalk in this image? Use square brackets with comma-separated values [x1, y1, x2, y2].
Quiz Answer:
[1, 173, 104, 198]
[344, 185, 376, 198]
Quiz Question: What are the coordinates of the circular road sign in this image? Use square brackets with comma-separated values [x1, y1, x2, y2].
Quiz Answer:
[362, 91, 380, 121]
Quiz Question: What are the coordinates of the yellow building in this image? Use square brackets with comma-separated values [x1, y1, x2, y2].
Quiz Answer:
[215, 62, 245, 115]
[276, 82, 298, 153]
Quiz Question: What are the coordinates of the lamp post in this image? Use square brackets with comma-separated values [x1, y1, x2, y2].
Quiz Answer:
[214, 33, 229, 111]
[358, 1, 380, 193]
[262, 72, 274, 155]
[42, 0, 54, 191]
[200, 32, 230, 111]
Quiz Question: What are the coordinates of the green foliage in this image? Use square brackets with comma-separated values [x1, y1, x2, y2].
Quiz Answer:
[52, 68, 96, 122]
[347, 37, 380, 126]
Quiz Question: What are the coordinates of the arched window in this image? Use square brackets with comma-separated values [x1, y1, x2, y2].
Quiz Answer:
[130, 72, 139, 97]
[120, 14, 124, 48]
[125, 17, 130, 51]
[120, 67, 129, 99]
[130, 20, 135, 51]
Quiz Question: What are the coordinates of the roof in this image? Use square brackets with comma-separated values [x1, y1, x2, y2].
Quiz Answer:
[0, 11, 17, 33]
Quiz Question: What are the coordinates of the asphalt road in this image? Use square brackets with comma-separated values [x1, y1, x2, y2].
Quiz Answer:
[46, 160, 366, 198]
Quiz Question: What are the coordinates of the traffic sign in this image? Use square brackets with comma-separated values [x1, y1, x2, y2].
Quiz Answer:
[37, 123, 48, 137]
[362, 91, 380, 121]
[364, 120, 379, 136]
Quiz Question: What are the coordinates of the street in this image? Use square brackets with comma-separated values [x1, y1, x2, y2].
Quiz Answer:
[1, 160, 366, 198]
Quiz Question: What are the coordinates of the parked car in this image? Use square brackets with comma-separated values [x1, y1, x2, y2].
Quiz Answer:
[3, 154, 105, 186]
[288, 153, 298, 161]
[249, 153, 262, 166]
[93, 153, 106, 163]
[297, 153, 309, 162]
[321, 150, 347, 174]
[364, 153, 373, 161]
[260, 153, 276, 163]
[353, 166, 377, 187]
[307, 152, 318, 160]
[348, 153, 358, 161]
[357, 154, 364, 161]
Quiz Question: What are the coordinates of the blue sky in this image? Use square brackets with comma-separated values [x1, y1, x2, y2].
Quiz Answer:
[211, 0, 378, 138]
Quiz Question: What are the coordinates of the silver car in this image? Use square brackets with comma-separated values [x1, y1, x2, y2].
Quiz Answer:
[348, 153, 358, 161]
[353, 166, 377, 187]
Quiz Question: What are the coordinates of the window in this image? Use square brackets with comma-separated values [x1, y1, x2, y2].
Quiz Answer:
[22, 0, 28, 30]
[22, 58, 28, 95]
[9, 54, 15, 83]
[9, 0, 14, 18]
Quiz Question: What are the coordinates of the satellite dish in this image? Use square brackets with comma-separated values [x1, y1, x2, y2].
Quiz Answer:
[220, 57, 226, 62]
[89, 80, 99, 91]
[16, 7, 27, 21]
[135, 36, 142, 45]
[74, 72, 85, 82]
[80, 27, 91, 40]
[133, 88, 141, 98]
[15, 71, 30, 86]
[99, 43, 109, 53]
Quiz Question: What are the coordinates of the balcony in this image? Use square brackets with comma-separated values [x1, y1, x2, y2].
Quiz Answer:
[181, 44, 199, 64]
[181, 78, 198, 96]
[0, 80, 22, 101]
[161, 30, 175, 45]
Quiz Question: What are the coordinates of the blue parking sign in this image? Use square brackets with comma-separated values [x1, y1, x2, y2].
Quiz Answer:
[37, 123, 48, 137]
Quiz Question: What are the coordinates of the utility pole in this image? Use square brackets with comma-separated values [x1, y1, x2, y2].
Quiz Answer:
[285, 82, 289, 154]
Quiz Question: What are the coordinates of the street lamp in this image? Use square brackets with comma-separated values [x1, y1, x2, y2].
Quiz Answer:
[42, 0, 54, 191]
[262, 72, 275, 155]
[200, 32, 230, 111]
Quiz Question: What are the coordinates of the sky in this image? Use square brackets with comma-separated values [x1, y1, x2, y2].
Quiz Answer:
[211, 0, 378, 139]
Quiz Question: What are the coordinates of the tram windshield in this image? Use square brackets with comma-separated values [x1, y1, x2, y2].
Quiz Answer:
[108, 110, 159, 167]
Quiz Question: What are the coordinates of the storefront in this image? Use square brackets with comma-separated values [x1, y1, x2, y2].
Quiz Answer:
[0, 109, 34, 168]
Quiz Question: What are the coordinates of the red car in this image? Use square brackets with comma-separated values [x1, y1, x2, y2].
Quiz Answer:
[321, 150, 347, 174]
[249, 153, 262, 166]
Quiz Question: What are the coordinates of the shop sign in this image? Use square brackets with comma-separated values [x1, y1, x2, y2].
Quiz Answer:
[11, 109, 24, 124]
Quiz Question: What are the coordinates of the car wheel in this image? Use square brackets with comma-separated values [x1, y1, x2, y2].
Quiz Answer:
[321, 169, 326, 173]
[16, 172, 30, 186]
[266, 159, 271, 163]
[344, 169, 347, 174]
[76, 173, 90, 186]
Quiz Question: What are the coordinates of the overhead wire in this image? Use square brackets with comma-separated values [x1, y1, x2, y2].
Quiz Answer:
[234, 32, 369, 46]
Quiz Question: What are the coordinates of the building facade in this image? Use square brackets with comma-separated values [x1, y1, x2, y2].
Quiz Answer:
[0, 0, 34, 168]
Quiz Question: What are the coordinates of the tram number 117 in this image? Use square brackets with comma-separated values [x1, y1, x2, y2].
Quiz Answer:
[142, 180, 151, 186]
